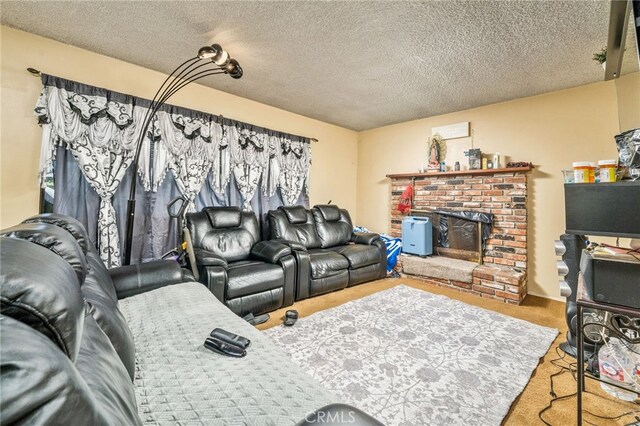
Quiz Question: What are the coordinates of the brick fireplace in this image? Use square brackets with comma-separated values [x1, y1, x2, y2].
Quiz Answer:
[387, 166, 533, 304]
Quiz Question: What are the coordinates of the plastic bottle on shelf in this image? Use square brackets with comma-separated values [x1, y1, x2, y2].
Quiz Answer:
[598, 337, 638, 401]
[598, 160, 617, 183]
[573, 162, 591, 183]
[589, 162, 597, 183]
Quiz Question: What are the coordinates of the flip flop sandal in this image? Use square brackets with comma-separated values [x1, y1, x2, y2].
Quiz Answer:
[243, 312, 270, 326]
[283, 310, 298, 327]
[252, 313, 270, 325]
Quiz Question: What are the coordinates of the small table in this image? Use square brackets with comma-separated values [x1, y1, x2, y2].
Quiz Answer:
[576, 273, 640, 425]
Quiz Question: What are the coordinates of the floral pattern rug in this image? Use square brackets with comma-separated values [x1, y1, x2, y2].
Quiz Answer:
[264, 284, 557, 425]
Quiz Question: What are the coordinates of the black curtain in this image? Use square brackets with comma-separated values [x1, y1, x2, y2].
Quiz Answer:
[53, 146, 308, 264]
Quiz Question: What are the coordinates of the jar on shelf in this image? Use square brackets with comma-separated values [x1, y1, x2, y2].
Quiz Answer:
[598, 160, 617, 183]
[589, 162, 597, 183]
[573, 162, 591, 183]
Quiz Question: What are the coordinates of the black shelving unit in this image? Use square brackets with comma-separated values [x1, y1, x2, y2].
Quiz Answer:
[576, 274, 640, 425]
[564, 181, 640, 239]
[561, 181, 640, 424]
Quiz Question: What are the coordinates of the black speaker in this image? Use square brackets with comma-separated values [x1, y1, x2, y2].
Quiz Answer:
[555, 234, 599, 357]
[581, 250, 640, 309]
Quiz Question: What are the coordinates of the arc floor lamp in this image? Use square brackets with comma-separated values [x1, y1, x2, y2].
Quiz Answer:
[123, 44, 242, 265]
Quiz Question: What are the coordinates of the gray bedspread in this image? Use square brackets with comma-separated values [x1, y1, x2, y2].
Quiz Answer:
[119, 282, 334, 425]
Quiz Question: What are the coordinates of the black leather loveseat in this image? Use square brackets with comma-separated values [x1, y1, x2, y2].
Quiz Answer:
[185, 206, 296, 317]
[0, 213, 381, 425]
[269, 205, 387, 300]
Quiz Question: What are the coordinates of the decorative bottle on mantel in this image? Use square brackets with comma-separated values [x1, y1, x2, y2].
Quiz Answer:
[493, 153, 501, 169]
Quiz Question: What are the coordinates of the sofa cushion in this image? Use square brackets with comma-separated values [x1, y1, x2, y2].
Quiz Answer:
[81, 274, 136, 380]
[15, 215, 135, 379]
[0, 316, 105, 425]
[314, 205, 341, 222]
[226, 287, 285, 316]
[85, 250, 119, 303]
[1, 222, 87, 285]
[348, 263, 383, 287]
[200, 228, 257, 262]
[269, 207, 321, 249]
[22, 214, 119, 302]
[204, 206, 242, 228]
[0, 238, 85, 361]
[187, 209, 260, 262]
[309, 270, 349, 296]
[282, 205, 309, 224]
[74, 307, 141, 425]
[330, 244, 382, 269]
[312, 205, 352, 248]
[227, 261, 284, 299]
[23, 213, 90, 255]
[194, 248, 228, 267]
[307, 249, 350, 279]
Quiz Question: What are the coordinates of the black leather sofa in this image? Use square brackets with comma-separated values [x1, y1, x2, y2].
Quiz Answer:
[185, 206, 296, 317]
[0, 213, 381, 425]
[269, 205, 387, 300]
[0, 214, 191, 424]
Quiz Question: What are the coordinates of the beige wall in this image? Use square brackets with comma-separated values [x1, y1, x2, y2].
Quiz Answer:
[2, 25, 638, 301]
[615, 71, 640, 131]
[357, 80, 625, 300]
[0, 26, 358, 228]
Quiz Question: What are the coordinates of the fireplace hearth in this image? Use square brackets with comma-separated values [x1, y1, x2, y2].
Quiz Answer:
[387, 166, 533, 304]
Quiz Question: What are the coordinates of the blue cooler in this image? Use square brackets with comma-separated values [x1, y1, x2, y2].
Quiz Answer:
[401, 216, 433, 256]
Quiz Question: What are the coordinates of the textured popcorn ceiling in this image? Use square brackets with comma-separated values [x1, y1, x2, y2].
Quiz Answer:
[1, 1, 638, 131]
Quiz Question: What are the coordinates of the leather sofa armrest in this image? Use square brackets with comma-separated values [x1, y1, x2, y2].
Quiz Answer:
[295, 403, 383, 426]
[271, 239, 307, 252]
[251, 241, 292, 264]
[110, 260, 192, 299]
[350, 232, 381, 245]
[199, 266, 227, 302]
[193, 248, 228, 267]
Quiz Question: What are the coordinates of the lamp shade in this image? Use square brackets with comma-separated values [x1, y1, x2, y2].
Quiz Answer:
[226, 59, 243, 79]
[213, 49, 230, 67]
[197, 45, 217, 59]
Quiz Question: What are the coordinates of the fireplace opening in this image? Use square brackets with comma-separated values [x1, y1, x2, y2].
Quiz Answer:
[409, 210, 493, 264]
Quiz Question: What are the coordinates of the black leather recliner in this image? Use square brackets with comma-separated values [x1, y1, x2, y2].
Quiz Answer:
[186, 207, 296, 316]
[269, 205, 387, 300]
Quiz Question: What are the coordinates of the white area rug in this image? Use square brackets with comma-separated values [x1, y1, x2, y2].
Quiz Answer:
[264, 284, 558, 425]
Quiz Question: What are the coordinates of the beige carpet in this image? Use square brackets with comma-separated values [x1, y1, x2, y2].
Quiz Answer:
[258, 277, 639, 425]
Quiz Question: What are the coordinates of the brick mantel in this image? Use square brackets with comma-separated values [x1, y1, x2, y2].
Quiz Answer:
[388, 166, 533, 303]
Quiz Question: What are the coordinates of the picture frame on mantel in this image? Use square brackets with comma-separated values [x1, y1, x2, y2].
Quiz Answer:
[431, 122, 470, 139]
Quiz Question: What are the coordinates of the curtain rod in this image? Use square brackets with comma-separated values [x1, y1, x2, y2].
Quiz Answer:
[26, 67, 319, 142]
